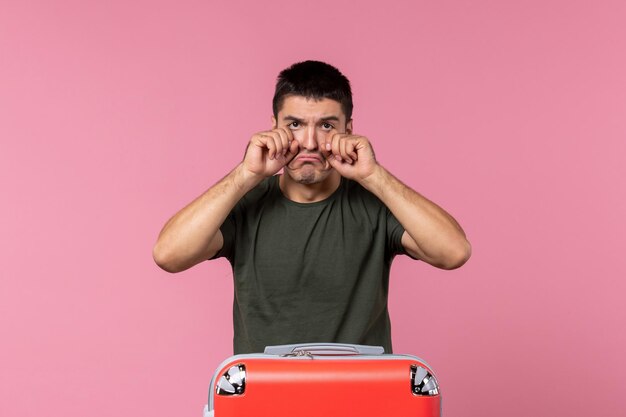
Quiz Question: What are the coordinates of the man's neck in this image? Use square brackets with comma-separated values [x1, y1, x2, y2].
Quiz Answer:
[278, 171, 342, 203]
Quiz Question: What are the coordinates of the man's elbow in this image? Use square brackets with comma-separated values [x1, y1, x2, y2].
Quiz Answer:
[439, 239, 472, 270]
[152, 243, 187, 273]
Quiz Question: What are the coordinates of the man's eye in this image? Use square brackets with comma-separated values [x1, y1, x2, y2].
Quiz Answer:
[322, 123, 334, 130]
[288, 121, 300, 129]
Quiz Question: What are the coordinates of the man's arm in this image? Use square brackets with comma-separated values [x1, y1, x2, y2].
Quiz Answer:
[322, 134, 471, 270]
[153, 128, 298, 273]
[153, 164, 254, 273]
[361, 165, 471, 269]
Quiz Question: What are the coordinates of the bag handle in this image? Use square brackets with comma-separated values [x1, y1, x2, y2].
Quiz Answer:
[264, 343, 385, 356]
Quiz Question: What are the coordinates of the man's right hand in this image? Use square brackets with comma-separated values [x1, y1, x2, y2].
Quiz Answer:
[153, 128, 300, 273]
[242, 128, 300, 180]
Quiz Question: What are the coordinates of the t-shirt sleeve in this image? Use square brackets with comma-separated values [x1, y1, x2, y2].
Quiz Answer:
[210, 210, 236, 262]
[386, 208, 419, 260]
[208, 176, 274, 263]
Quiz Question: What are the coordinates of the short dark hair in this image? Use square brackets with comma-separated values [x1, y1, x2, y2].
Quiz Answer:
[272, 60, 353, 120]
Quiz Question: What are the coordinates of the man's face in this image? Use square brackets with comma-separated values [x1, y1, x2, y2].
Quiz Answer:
[272, 95, 352, 185]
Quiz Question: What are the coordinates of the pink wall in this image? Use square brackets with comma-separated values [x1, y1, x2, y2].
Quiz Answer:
[1, 1, 625, 416]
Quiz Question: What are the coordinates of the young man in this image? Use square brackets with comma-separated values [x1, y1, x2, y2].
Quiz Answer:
[153, 61, 471, 354]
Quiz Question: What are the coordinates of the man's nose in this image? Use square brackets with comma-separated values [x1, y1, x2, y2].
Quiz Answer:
[300, 126, 319, 151]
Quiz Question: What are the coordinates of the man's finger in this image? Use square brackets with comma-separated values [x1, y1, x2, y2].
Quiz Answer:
[275, 128, 291, 156]
[284, 139, 300, 164]
[321, 135, 333, 158]
[272, 132, 286, 156]
[331, 133, 343, 161]
[346, 140, 358, 161]
[340, 138, 353, 164]
[260, 134, 277, 159]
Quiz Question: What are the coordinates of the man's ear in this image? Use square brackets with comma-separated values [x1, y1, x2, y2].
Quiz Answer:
[271, 115, 277, 129]
[346, 119, 353, 134]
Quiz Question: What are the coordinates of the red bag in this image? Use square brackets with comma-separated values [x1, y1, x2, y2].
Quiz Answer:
[203, 343, 442, 417]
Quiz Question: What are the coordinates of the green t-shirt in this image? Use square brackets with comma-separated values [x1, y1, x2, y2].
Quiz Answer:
[215, 175, 409, 354]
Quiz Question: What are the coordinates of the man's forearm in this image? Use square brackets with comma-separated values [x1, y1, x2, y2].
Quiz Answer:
[153, 163, 261, 272]
[359, 165, 471, 269]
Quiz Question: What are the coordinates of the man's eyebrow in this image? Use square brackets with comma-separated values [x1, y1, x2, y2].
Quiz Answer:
[282, 115, 304, 122]
[282, 115, 341, 123]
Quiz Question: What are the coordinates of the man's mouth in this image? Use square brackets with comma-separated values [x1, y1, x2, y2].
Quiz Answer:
[296, 153, 323, 163]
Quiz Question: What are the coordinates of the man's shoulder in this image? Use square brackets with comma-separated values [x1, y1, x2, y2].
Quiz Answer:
[241, 175, 278, 203]
[340, 178, 383, 206]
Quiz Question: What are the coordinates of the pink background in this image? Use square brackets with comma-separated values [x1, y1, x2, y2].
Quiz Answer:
[1, 1, 625, 416]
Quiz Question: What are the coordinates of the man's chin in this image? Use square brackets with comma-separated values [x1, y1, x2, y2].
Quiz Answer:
[284, 166, 330, 185]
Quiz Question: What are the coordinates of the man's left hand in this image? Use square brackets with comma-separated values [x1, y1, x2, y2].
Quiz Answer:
[321, 133, 379, 182]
